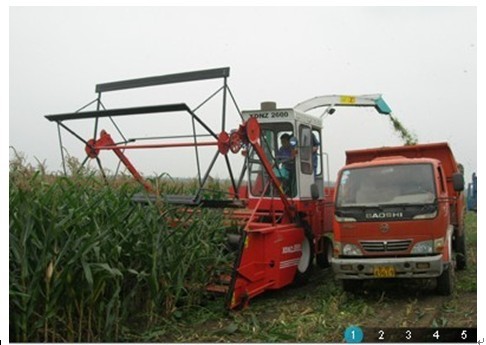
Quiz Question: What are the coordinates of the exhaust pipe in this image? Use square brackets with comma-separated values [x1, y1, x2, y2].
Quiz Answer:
[260, 102, 277, 111]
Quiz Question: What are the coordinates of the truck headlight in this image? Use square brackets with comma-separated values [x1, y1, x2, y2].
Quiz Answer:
[335, 215, 356, 222]
[413, 211, 438, 220]
[334, 241, 342, 255]
[411, 240, 433, 254]
[342, 243, 363, 256]
[434, 237, 445, 253]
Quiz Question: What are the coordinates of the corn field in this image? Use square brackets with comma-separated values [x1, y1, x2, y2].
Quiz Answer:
[9, 157, 230, 342]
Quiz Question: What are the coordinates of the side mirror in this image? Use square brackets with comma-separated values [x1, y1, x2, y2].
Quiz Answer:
[311, 183, 320, 200]
[452, 172, 465, 192]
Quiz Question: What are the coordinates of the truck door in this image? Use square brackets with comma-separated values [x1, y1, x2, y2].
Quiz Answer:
[298, 124, 314, 198]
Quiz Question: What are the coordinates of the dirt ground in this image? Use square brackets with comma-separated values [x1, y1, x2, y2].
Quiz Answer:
[359, 283, 477, 329]
[177, 266, 477, 342]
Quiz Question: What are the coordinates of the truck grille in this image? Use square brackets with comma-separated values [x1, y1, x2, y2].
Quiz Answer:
[360, 240, 412, 252]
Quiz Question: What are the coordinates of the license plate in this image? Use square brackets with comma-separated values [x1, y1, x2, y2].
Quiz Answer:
[373, 266, 396, 278]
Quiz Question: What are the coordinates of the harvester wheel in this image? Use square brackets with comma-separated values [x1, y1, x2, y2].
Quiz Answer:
[293, 229, 314, 285]
[316, 236, 333, 269]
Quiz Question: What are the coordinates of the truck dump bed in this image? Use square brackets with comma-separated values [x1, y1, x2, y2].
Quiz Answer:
[345, 142, 461, 178]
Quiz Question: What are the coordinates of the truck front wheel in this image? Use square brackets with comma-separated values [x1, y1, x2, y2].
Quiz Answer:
[316, 236, 333, 269]
[436, 265, 454, 295]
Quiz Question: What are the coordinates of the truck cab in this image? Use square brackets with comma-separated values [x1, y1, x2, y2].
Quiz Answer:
[332, 143, 465, 295]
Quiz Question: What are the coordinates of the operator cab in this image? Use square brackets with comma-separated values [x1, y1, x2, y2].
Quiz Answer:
[242, 103, 325, 200]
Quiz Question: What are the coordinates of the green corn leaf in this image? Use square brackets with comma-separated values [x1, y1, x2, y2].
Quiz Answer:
[81, 260, 93, 289]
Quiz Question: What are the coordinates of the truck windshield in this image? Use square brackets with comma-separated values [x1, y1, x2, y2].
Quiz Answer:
[336, 163, 436, 207]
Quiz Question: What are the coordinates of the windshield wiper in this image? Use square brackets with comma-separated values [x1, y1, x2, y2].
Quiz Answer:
[378, 201, 437, 208]
[378, 203, 419, 207]
[337, 204, 383, 210]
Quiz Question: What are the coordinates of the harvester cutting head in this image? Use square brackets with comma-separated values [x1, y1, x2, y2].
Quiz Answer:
[45, 67, 247, 205]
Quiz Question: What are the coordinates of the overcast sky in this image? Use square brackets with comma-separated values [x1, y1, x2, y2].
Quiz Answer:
[9, 6, 477, 183]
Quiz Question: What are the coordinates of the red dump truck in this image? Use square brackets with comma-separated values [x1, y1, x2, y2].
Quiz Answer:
[332, 142, 466, 295]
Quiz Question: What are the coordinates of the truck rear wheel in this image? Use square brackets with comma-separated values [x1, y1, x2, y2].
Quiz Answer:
[293, 229, 314, 285]
[455, 234, 467, 270]
[436, 265, 454, 295]
[316, 236, 333, 269]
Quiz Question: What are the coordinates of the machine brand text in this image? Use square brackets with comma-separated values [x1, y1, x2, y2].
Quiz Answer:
[365, 212, 404, 219]
[282, 243, 302, 254]
[249, 111, 289, 119]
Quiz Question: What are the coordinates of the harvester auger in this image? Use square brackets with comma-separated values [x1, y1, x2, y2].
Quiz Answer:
[45, 67, 392, 310]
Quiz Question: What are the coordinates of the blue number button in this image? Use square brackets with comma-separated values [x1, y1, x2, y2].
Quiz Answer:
[344, 325, 364, 343]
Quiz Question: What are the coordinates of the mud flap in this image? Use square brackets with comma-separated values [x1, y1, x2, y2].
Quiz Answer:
[226, 224, 305, 309]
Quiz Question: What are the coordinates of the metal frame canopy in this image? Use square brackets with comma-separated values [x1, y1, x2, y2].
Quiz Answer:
[45, 103, 190, 122]
[95, 67, 230, 93]
[45, 67, 244, 203]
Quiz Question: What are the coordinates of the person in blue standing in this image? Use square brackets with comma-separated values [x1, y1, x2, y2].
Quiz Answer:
[276, 133, 295, 195]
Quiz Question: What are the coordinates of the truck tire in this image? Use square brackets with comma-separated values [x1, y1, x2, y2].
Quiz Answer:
[293, 229, 314, 286]
[436, 265, 454, 296]
[316, 236, 333, 269]
[342, 280, 364, 294]
[455, 234, 467, 270]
